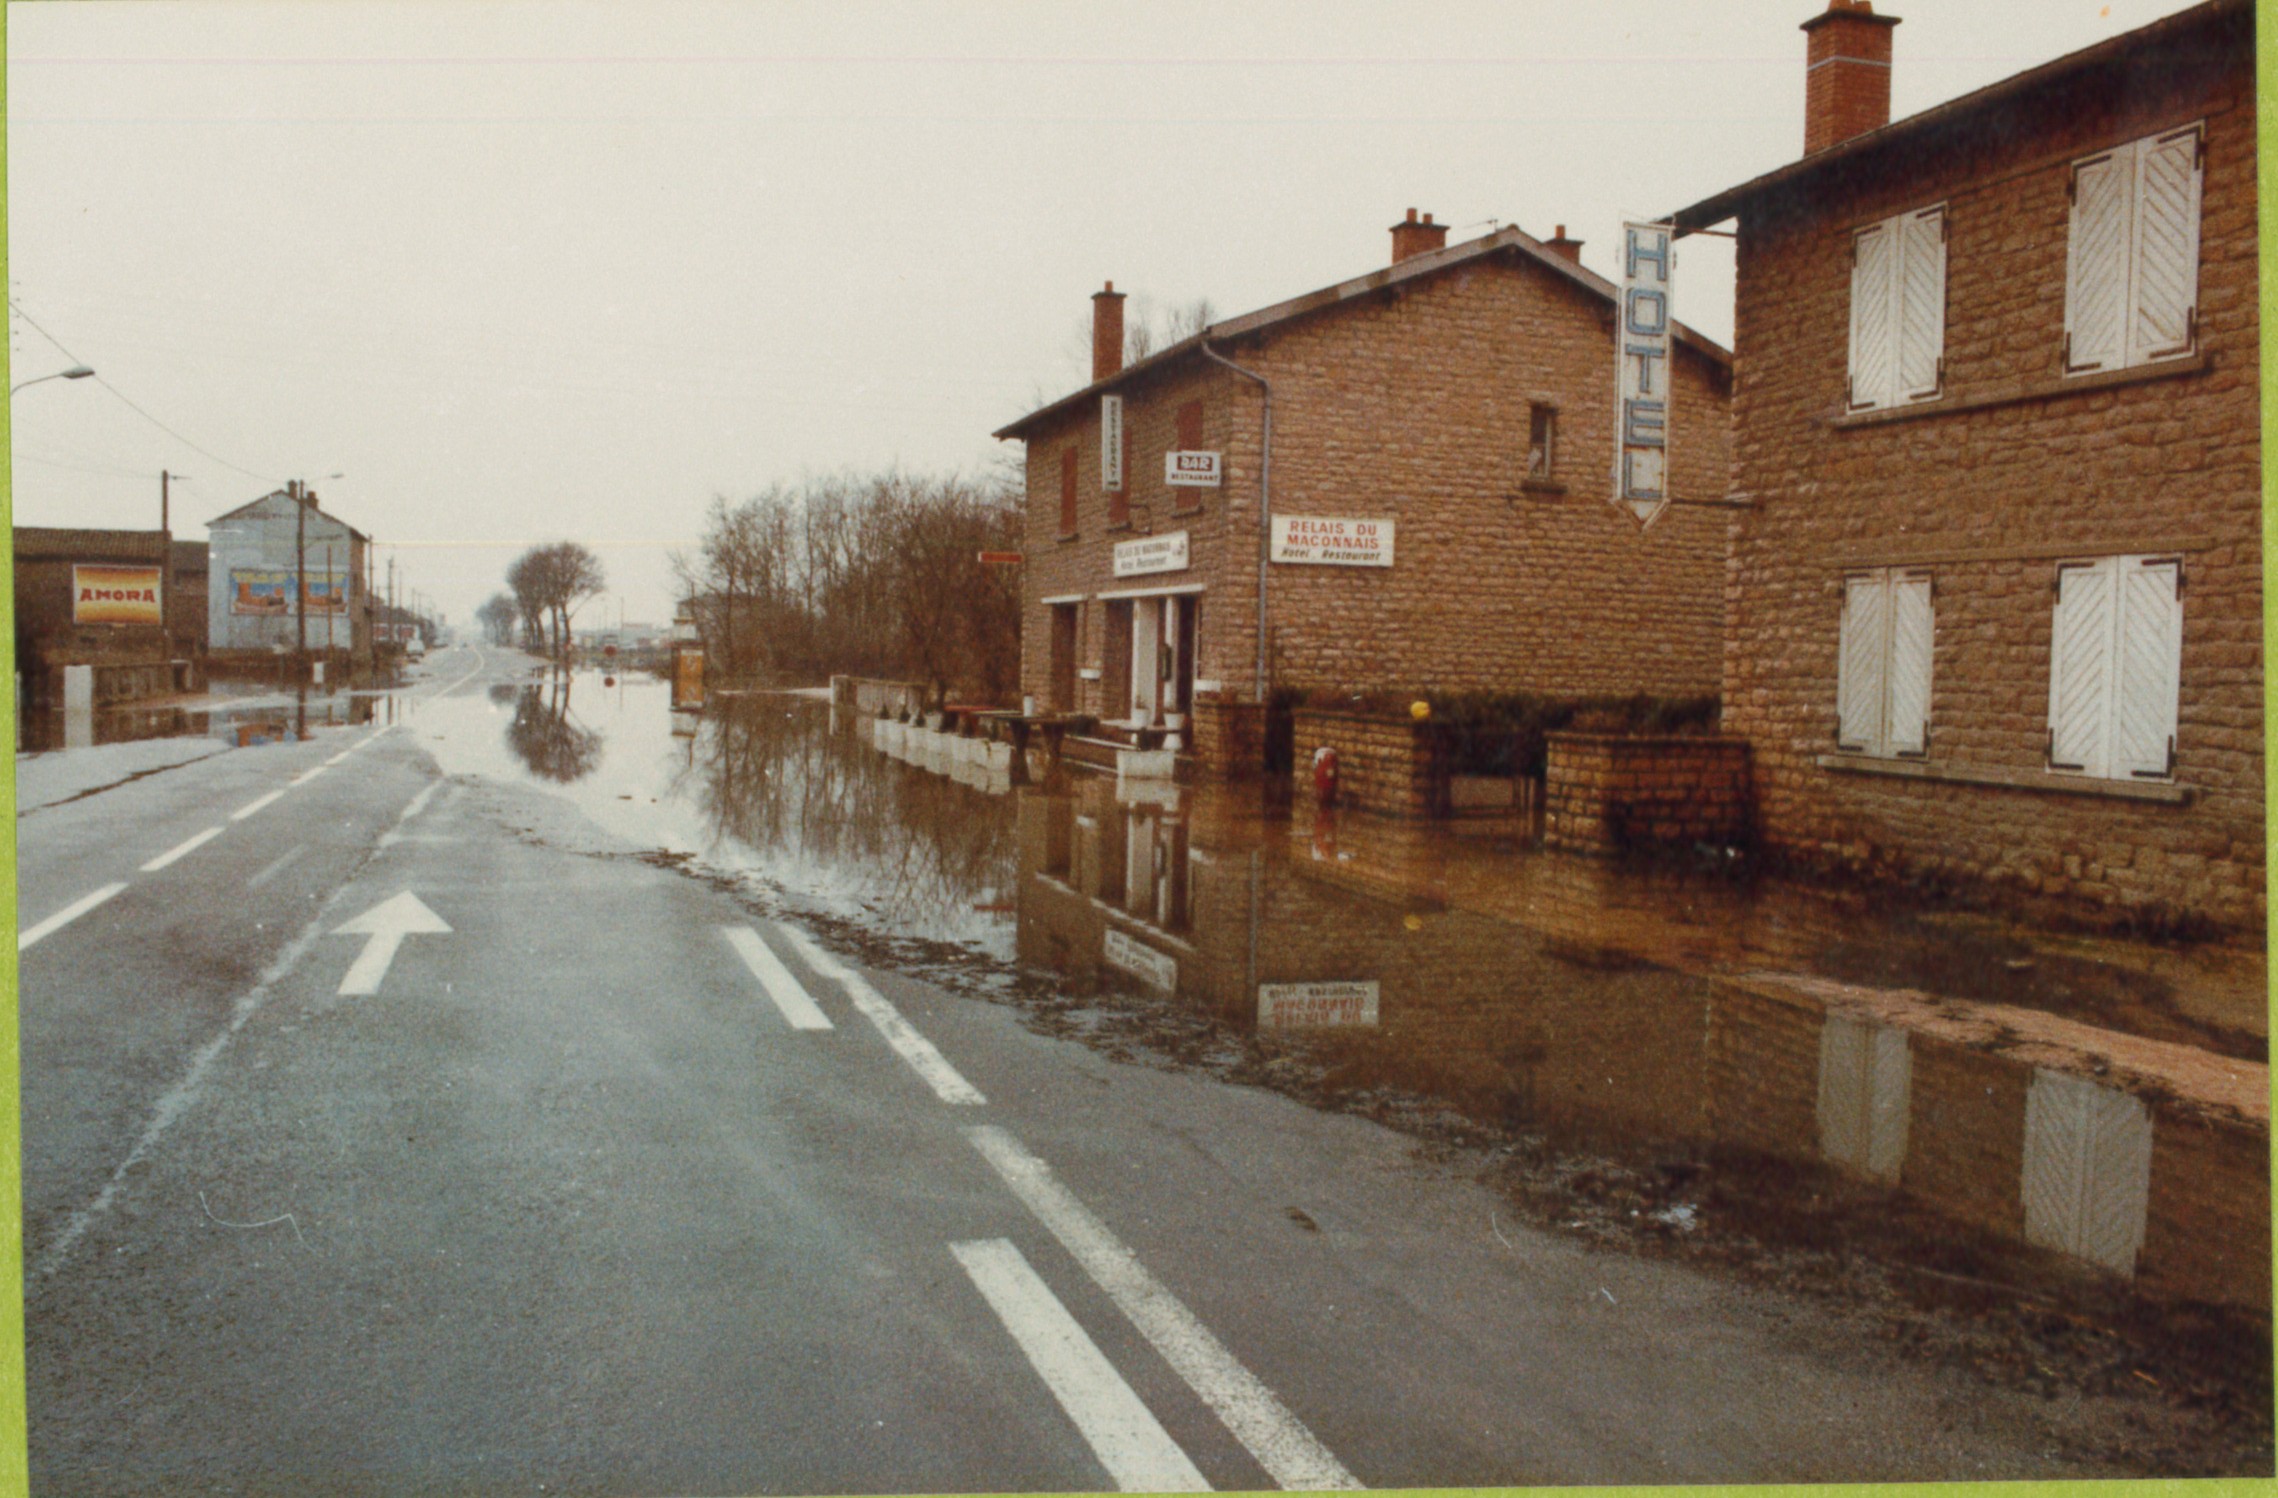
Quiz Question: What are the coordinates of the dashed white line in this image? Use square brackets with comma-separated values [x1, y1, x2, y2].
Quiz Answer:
[967, 1125, 1360, 1491]
[952, 1239, 1210, 1493]
[722, 927, 834, 1031]
[780, 927, 984, 1105]
[229, 789, 286, 822]
[290, 764, 329, 786]
[19, 883, 130, 952]
[140, 826, 225, 873]
[247, 844, 307, 890]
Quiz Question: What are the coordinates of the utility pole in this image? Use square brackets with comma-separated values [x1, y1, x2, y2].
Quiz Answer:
[291, 478, 308, 681]
[159, 470, 175, 675]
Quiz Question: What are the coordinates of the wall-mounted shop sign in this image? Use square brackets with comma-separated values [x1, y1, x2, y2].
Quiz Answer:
[1100, 395, 1125, 490]
[72, 566, 162, 625]
[1104, 928, 1178, 991]
[1164, 450, 1222, 487]
[1614, 218, 1674, 526]
[1270, 515, 1395, 568]
[1112, 529, 1190, 578]
[1257, 980, 1380, 1029]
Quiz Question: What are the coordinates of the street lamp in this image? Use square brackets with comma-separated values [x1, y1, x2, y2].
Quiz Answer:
[11, 363, 95, 396]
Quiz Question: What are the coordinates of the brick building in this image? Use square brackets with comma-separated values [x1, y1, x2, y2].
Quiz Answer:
[12, 527, 207, 710]
[994, 215, 1735, 773]
[1670, 0, 2261, 932]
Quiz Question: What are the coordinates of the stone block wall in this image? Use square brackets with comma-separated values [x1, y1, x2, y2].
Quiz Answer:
[1543, 732, 1750, 854]
[1721, 15, 2262, 933]
[1287, 707, 1446, 819]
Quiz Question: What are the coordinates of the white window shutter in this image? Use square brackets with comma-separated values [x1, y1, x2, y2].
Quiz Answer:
[2130, 128, 2202, 362]
[1896, 208, 1946, 399]
[1837, 574, 1887, 752]
[1847, 225, 1894, 408]
[2048, 561, 2116, 775]
[2066, 152, 2131, 372]
[2022, 1068, 2152, 1277]
[1885, 573, 1933, 755]
[2114, 558, 2182, 778]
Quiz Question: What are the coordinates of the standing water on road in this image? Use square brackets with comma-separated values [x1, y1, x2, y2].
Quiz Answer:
[412, 669, 2270, 1469]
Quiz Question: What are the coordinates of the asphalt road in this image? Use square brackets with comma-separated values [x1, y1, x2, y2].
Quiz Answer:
[18, 645, 2120, 1493]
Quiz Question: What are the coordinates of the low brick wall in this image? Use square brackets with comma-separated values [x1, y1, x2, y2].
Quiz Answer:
[1544, 732, 1750, 854]
[1188, 698, 1265, 780]
[1289, 707, 1447, 819]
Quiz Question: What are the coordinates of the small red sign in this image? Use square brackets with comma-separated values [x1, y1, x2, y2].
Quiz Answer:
[976, 551, 1025, 566]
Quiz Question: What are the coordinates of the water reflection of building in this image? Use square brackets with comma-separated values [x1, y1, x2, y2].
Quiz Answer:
[1013, 777, 2269, 1313]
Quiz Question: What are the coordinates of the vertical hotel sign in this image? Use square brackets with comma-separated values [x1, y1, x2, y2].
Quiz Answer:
[1100, 394, 1124, 490]
[1615, 220, 1673, 525]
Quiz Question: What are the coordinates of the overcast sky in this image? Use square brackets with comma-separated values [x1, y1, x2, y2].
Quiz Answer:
[8, 0, 2208, 628]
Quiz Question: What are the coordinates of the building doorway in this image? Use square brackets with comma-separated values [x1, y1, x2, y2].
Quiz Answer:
[1116, 593, 1199, 733]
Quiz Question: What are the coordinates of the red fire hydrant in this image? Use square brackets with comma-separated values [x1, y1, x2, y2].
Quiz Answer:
[1311, 745, 1339, 808]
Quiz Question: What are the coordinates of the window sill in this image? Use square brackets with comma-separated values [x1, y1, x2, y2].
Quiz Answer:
[1828, 350, 2210, 431]
[1815, 753, 2192, 803]
[1518, 477, 1568, 497]
[1104, 521, 1133, 534]
[1057, 532, 1080, 544]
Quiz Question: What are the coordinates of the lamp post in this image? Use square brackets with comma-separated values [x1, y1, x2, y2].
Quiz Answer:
[10, 363, 94, 397]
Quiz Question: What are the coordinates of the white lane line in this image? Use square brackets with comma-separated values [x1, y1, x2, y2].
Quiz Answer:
[230, 789, 287, 821]
[376, 782, 444, 847]
[290, 764, 328, 786]
[967, 1126, 1360, 1491]
[780, 927, 984, 1105]
[140, 826, 225, 873]
[951, 1239, 1210, 1493]
[722, 927, 833, 1031]
[247, 844, 308, 890]
[324, 750, 353, 766]
[19, 883, 130, 953]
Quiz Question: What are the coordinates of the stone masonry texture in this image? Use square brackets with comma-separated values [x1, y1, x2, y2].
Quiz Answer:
[1719, 13, 2261, 933]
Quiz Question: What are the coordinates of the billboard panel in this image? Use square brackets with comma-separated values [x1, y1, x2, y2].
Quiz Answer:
[72, 565, 163, 625]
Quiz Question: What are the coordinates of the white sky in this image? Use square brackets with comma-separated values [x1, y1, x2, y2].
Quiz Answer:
[8, 0, 2209, 627]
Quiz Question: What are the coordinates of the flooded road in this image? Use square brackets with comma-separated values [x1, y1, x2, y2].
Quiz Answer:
[19, 650, 2271, 1483]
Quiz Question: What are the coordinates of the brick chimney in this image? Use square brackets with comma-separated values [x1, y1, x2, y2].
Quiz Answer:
[1390, 208, 1449, 264]
[1091, 281, 1127, 382]
[1802, 0, 1901, 155]
[1543, 225, 1584, 264]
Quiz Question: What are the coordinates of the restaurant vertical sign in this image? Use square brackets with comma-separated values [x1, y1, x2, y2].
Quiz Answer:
[1614, 219, 1673, 525]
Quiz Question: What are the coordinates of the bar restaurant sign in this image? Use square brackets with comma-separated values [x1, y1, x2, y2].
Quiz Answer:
[72, 565, 162, 625]
[1614, 219, 1674, 526]
[1270, 515, 1394, 568]
[1112, 529, 1190, 578]
[1257, 980, 1380, 1030]
[1164, 450, 1222, 487]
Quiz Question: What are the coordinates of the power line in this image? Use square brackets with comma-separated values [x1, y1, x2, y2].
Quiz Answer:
[9, 298, 285, 486]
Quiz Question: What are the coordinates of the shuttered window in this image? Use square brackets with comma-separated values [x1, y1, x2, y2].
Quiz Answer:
[2065, 124, 2203, 373]
[1176, 400, 1204, 449]
[2048, 555, 2181, 780]
[1058, 447, 1078, 537]
[1835, 568, 1933, 757]
[1847, 205, 1945, 409]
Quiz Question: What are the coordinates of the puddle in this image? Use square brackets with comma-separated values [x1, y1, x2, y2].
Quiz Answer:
[18, 682, 393, 754]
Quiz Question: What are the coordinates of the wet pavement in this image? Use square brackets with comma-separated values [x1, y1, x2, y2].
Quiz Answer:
[23, 657, 2271, 1480]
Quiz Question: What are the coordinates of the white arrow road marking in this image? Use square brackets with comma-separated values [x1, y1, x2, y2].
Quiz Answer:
[780, 926, 984, 1104]
[721, 927, 833, 1030]
[332, 891, 452, 996]
[952, 1239, 1210, 1493]
[19, 883, 129, 952]
[141, 826, 224, 872]
[967, 1126, 1360, 1491]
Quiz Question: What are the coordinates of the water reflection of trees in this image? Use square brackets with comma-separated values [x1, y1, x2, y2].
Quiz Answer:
[679, 698, 1016, 940]
[506, 677, 603, 782]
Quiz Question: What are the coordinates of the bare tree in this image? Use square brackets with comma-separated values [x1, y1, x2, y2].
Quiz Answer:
[504, 541, 608, 658]
[476, 593, 520, 648]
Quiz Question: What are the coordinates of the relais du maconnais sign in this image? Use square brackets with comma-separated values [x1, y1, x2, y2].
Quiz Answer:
[1112, 530, 1190, 578]
[1270, 515, 1395, 568]
[1615, 219, 1674, 526]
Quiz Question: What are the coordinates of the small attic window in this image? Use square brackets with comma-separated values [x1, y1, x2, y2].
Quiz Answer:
[1527, 404, 1557, 479]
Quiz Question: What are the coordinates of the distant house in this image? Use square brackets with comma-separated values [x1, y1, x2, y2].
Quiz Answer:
[12, 527, 204, 709]
[1669, 0, 2260, 931]
[994, 211, 1734, 777]
[205, 487, 371, 667]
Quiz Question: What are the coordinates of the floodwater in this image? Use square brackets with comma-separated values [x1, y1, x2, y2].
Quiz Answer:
[121, 663, 2278, 1439]
[17, 680, 392, 754]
